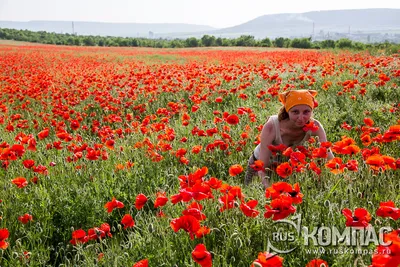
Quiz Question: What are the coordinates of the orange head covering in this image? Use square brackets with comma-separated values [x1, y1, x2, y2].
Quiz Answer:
[278, 90, 318, 112]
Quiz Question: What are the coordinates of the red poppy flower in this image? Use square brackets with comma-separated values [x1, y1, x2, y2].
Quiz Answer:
[192, 244, 212, 267]
[154, 192, 168, 208]
[195, 226, 211, 238]
[70, 120, 80, 130]
[240, 200, 260, 217]
[170, 215, 201, 240]
[306, 258, 329, 267]
[191, 105, 200, 112]
[331, 137, 356, 154]
[265, 181, 293, 199]
[104, 197, 125, 213]
[341, 144, 361, 155]
[38, 128, 49, 140]
[18, 213, 33, 224]
[250, 160, 264, 171]
[288, 183, 303, 204]
[251, 252, 284, 267]
[365, 155, 385, 171]
[121, 214, 135, 229]
[32, 164, 48, 175]
[268, 144, 288, 156]
[192, 145, 203, 154]
[309, 161, 322, 175]
[312, 147, 328, 159]
[70, 229, 88, 245]
[10, 144, 25, 158]
[303, 121, 319, 132]
[360, 134, 372, 147]
[345, 159, 359, 172]
[182, 207, 207, 221]
[12, 177, 28, 188]
[341, 122, 352, 130]
[100, 223, 112, 238]
[264, 195, 296, 221]
[370, 229, 400, 267]
[364, 117, 374, 127]
[105, 139, 115, 150]
[289, 152, 307, 166]
[206, 177, 222, 189]
[276, 162, 292, 178]
[226, 114, 239, 125]
[132, 259, 148, 267]
[22, 159, 35, 169]
[376, 201, 400, 220]
[135, 193, 148, 210]
[0, 228, 9, 249]
[342, 208, 371, 227]
[229, 164, 243, 176]
[325, 158, 345, 174]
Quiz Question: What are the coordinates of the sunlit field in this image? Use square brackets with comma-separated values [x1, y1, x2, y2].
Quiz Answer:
[0, 43, 399, 267]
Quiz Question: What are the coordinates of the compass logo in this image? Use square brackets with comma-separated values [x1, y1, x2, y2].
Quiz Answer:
[267, 214, 302, 254]
[267, 214, 392, 255]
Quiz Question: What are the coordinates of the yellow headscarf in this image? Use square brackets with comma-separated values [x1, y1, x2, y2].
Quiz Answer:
[278, 90, 318, 112]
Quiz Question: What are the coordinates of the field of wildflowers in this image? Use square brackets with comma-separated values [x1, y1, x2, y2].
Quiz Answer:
[0, 44, 399, 266]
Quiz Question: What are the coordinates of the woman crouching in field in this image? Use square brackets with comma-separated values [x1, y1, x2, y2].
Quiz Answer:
[245, 89, 334, 188]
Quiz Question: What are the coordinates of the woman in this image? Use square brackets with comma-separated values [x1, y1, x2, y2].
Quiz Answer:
[244, 90, 334, 188]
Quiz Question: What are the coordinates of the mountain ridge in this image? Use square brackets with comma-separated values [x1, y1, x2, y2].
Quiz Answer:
[1, 8, 400, 43]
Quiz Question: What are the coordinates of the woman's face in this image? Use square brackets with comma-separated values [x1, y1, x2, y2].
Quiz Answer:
[288, 104, 312, 127]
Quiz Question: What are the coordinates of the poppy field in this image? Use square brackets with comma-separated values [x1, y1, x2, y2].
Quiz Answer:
[0, 43, 399, 267]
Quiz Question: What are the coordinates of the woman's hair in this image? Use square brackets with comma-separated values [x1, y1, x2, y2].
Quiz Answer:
[278, 106, 289, 121]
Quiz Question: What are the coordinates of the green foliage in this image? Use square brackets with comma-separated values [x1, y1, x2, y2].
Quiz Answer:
[234, 35, 256, 47]
[201, 35, 216, 47]
[290, 38, 312, 49]
[273, 37, 291, 48]
[320, 39, 336, 49]
[259, 37, 271, 47]
[185, 37, 199, 47]
[1, 28, 399, 52]
[336, 38, 353, 49]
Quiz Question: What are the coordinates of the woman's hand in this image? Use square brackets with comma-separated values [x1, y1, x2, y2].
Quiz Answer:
[258, 171, 270, 189]
[262, 178, 270, 189]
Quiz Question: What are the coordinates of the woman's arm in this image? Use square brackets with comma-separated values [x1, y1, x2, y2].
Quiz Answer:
[257, 118, 276, 188]
[313, 120, 334, 160]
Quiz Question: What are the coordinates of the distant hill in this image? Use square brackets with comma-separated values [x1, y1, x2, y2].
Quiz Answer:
[1, 9, 400, 43]
[210, 8, 400, 39]
[0, 21, 217, 38]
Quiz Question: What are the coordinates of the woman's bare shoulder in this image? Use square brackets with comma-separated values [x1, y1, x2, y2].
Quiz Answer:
[262, 116, 275, 132]
[260, 116, 276, 142]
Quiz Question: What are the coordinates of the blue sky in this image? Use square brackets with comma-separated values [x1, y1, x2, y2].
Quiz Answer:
[1, 0, 399, 28]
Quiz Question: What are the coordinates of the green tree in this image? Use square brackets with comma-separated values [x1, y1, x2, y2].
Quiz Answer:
[185, 37, 199, 47]
[320, 39, 336, 49]
[273, 37, 285, 48]
[234, 35, 256, 47]
[290, 38, 312, 49]
[82, 36, 95, 46]
[201, 35, 216, 47]
[259, 37, 271, 47]
[170, 39, 184, 48]
[336, 38, 353, 49]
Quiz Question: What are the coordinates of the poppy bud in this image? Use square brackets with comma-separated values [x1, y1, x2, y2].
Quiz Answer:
[324, 200, 330, 207]
[148, 223, 154, 233]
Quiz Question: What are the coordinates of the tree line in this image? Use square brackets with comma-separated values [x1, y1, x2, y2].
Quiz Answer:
[0, 27, 399, 53]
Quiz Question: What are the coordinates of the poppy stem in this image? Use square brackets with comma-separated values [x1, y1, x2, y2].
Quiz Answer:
[324, 175, 344, 202]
